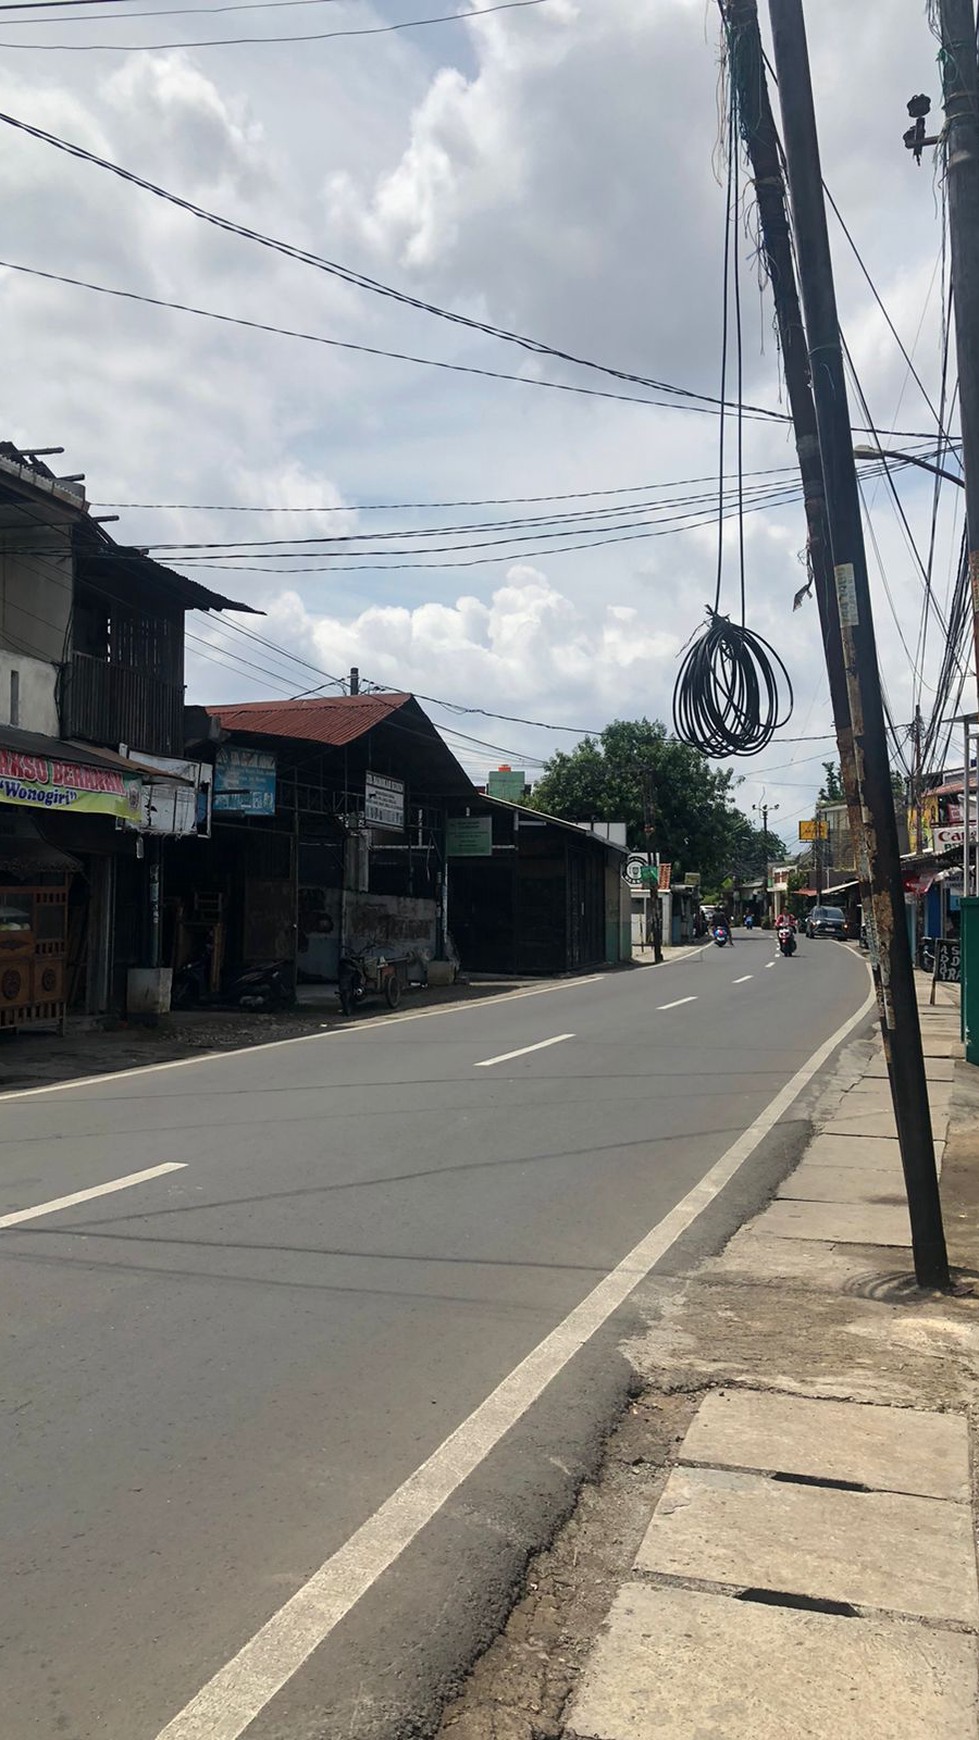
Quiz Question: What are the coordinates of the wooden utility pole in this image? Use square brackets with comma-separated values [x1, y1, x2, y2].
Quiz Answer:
[936, 0, 979, 697]
[767, 0, 948, 1288]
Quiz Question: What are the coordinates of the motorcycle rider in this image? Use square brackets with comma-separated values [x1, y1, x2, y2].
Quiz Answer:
[776, 913, 797, 956]
[713, 910, 733, 946]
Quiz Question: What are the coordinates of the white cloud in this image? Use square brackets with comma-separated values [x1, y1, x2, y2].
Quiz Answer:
[0, 0, 962, 837]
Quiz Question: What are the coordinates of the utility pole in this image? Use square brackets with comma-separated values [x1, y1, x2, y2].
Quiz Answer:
[718, 0, 866, 914]
[935, 0, 979, 697]
[752, 793, 778, 912]
[912, 705, 924, 856]
[641, 768, 664, 963]
[768, 0, 949, 1288]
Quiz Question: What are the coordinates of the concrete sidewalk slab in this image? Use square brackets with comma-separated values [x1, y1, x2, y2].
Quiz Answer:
[823, 1108, 948, 1139]
[864, 1056, 955, 1080]
[778, 1163, 907, 1204]
[709, 1226, 911, 1290]
[636, 1465, 979, 1623]
[677, 1391, 971, 1501]
[843, 1081, 953, 1110]
[564, 1584, 978, 1740]
[758, 1198, 911, 1247]
[804, 1132, 904, 1168]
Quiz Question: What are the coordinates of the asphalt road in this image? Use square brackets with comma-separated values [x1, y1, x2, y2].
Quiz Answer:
[0, 931, 872, 1740]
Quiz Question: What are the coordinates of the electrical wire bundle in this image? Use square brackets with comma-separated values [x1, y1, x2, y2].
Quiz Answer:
[672, 40, 793, 760]
[673, 608, 792, 756]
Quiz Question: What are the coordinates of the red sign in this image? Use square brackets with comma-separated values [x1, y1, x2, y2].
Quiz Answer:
[0, 749, 128, 796]
[658, 862, 672, 891]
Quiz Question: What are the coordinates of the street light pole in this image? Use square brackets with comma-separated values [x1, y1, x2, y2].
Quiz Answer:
[853, 446, 965, 488]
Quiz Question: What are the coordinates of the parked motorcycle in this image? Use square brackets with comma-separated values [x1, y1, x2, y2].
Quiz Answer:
[173, 947, 292, 1011]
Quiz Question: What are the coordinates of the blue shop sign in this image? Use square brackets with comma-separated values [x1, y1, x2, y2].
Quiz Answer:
[213, 747, 277, 815]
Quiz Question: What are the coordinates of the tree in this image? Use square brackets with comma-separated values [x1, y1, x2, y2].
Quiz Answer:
[818, 760, 843, 802]
[528, 718, 750, 883]
[725, 811, 785, 881]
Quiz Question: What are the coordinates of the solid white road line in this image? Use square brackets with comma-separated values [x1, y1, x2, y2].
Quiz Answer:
[657, 996, 698, 1011]
[733, 975, 753, 984]
[475, 1034, 575, 1068]
[0, 976, 607, 1106]
[0, 1162, 187, 1231]
[153, 979, 875, 1740]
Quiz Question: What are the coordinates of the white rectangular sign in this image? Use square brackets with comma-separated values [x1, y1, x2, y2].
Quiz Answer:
[933, 823, 979, 851]
[364, 770, 405, 831]
[130, 753, 208, 837]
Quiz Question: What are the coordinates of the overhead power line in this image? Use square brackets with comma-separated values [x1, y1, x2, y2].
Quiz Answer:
[0, 256, 777, 422]
[0, 0, 355, 16]
[0, 253, 945, 446]
[0, 108, 797, 422]
[0, 0, 552, 44]
[91, 461, 808, 515]
[0, 0, 553, 49]
[184, 609, 867, 749]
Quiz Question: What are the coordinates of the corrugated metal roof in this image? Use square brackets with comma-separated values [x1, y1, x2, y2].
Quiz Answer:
[206, 694, 413, 747]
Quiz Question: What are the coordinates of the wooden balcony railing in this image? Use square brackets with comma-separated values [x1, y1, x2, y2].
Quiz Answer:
[62, 653, 183, 757]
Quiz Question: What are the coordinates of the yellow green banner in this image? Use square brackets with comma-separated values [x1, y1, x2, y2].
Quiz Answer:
[0, 749, 141, 821]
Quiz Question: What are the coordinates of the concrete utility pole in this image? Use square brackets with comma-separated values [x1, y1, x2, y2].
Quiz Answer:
[768, 0, 949, 1288]
[936, 0, 979, 699]
[718, 0, 866, 921]
[752, 793, 778, 901]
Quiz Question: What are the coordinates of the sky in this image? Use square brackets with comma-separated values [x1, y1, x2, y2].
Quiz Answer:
[0, 0, 965, 852]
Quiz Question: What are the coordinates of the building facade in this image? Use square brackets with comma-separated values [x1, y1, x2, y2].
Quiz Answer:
[0, 441, 250, 1022]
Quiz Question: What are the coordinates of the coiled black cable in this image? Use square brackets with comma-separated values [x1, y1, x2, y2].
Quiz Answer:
[672, 609, 793, 757]
[671, 28, 793, 760]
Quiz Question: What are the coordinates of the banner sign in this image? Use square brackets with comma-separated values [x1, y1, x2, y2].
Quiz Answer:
[213, 747, 276, 816]
[0, 749, 141, 820]
[364, 770, 405, 831]
[799, 818, 829, 841]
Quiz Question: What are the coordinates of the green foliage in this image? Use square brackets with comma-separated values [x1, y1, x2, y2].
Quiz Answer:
[527, 718, 772, 883]
[725, 811, 785, 881]
[785, 867, 809, 919]
[818, 760, 844, 802]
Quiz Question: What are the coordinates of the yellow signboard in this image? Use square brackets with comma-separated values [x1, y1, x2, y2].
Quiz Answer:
[799, 818, 829, 841]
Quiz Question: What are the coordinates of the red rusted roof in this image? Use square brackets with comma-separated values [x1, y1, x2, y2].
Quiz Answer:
[206, 693, 412, 747]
